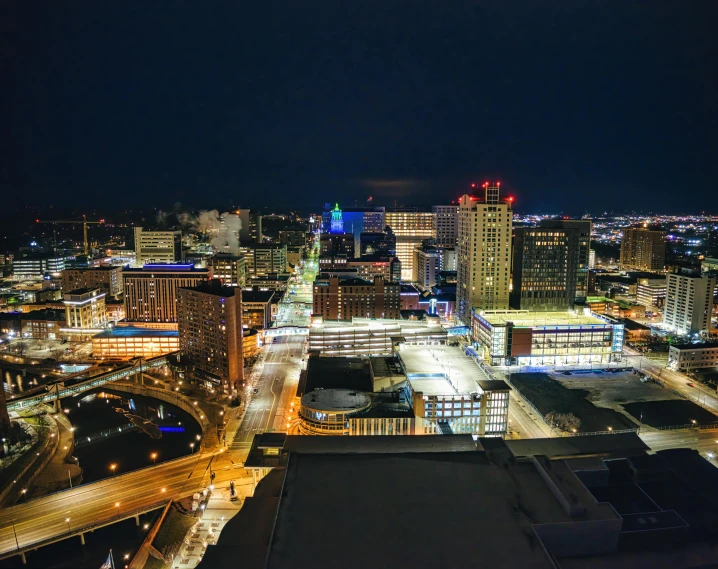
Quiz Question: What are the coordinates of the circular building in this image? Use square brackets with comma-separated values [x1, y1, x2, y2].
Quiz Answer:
[242, 328, 261, 360]
[299, 389, 372, 435]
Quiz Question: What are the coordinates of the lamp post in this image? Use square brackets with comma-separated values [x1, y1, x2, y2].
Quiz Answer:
[150, 452, 157, 465]
[189, 443, 195, 453]
[65, 518, 71, 532]
[9, 519, 20, 550]
[115, 502, 120, 517]
[110, 463, 117, 477]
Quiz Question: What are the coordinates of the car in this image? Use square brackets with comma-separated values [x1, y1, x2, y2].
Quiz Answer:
[687, 382, 694, 387]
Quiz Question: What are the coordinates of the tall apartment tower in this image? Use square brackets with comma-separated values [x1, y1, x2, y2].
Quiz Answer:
[511, 228, 578, 311]
[539, 219, 592, 302]
[133, 227, 183, 266]
[457, 183, 513, 325]
[384, 209, 436, 281]
[663, 271, 716, 336]
[123, 264, 210, 323]
[620, 228, 666, 271]
[432, 205, 459, 247]
[177, 280, 244, 392]
[414, 245, 443, 291]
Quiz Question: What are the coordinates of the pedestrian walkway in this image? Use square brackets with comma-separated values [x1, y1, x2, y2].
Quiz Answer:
[169, 477, 251, 569]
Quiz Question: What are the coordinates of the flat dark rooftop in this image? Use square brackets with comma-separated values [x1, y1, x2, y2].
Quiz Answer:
[477, 379, 512, 392]
[301, 357, 372, 395]
[506, 433, 649, 459]
[241, 289, 275, 303]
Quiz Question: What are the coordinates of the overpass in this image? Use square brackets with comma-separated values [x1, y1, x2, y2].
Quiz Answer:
[0, 451, 219, 564]
[7, 354, 173, 412]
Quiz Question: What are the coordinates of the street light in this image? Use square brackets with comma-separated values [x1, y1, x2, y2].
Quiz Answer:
[115, 502, 120, 516]
[150, 452, 157, 465]
[110, 463, 117, 476]
[65, 518, 71, 532]
[190, 442, 195, 453]
[21, 489, 27, 501]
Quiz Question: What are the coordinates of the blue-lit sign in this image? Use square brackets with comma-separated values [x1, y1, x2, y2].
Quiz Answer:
[159, 426, 186, 433]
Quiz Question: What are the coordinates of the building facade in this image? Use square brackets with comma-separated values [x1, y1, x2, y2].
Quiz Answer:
[510, 227, 578, 311]
[241, 289, 275, 329]
[384, 210, 436, 281]
[63, 288, 107, 330]
[663, 272, 716, 336]
[177, 280, 244, 390]
[92, 327, 179, 359]
[472, 310, 624, 366]
[636, 278, 667, 309]
[414, 246, 442, 291]
[619, 228, 666, 271]
[123, 264, 210, 323]
[133, 227, 183, 266]
[312, 277, 401, 320]
[208, 253, 247, 287]
[668, 342, 718, 370]
[457, 184, 513, 325]
[250, 244, 287, 276]
[539, 219, 592, 302]
[432, 205, 459, 247]
[61, 266, 123, 297]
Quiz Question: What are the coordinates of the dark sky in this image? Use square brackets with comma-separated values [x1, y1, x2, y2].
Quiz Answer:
[2, 1, 717, 214]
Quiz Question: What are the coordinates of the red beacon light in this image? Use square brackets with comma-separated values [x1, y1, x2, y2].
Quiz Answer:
[508, 196, 514, 202]
[471, 183, 476, 188]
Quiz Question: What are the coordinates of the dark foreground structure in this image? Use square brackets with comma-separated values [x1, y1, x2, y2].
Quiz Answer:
[199, 434, 718, 569]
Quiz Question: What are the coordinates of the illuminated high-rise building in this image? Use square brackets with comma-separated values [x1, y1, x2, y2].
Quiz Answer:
[432, 205, 459, 247]
[663, 271, 716, 336]
[330, 204, 344, 234]
[457, 183, 513, 325]
[133, 227, 183, 266]
[619, 228, 666, 271]
[538, 219, 592, 302]
[178, 280, 244, 392]
[384, 209, 436, 281]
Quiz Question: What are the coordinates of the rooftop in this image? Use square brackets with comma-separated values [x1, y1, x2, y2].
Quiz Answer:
[672, 341, 718, 350]
[300, 389, 371, 413]
[477, 310, 611, 327]
[182, 279, 239, 297]
[240, 289, 274, 303]
[477, 379, 512, 392]
[301, 357, 372, 395]
[19, 309, 65, 322]
[400, 345, 486, 395]
[93, 326, 179, 338]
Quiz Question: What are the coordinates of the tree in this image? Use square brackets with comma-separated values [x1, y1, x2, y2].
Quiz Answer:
[14, 341, 27, 356]
[546, 411, 581, 433]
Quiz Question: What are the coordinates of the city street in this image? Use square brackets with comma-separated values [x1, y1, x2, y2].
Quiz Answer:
[229, 338, 304, 449]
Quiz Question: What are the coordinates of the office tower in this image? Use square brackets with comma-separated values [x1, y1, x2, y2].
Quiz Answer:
[322, 205, 385, 235]
[539, 219, 592, 302]
[61, 266, 123, 297]
[313, 276, 401, 320]
[250, 244, 287, 276]
[208, 253, 247, 287]
[384, 209, 436, 281]
[620, 228, 666, 271]
[432, 205, 459, 247]
[123, 264, 210, 323]
[63, 288, 107, 329]
[663, 271, 716, 336]
[414, 245, 443, 290]
[177, 280, 244, 391]
[320, 234, 356, 258]
[133, 227, 183, 266]
[636, 278, 667, 309]
[279, 230, 307, 247]
[12, 254, 71, 279]
[510, 228, 578, 311]
[457, 183, 513, 324]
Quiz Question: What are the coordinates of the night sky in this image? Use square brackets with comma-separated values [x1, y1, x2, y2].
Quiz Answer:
[2, 1, 717, 214]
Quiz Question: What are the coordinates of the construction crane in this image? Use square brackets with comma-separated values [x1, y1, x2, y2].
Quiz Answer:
[36, 215, 105, 255]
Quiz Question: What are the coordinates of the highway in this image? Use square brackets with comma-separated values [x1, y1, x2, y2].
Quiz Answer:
[0, 452, 212, 559]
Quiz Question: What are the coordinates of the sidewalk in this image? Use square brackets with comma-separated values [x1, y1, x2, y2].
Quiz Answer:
[27, 410, 82, 497]
[169, 477, 249, 569]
